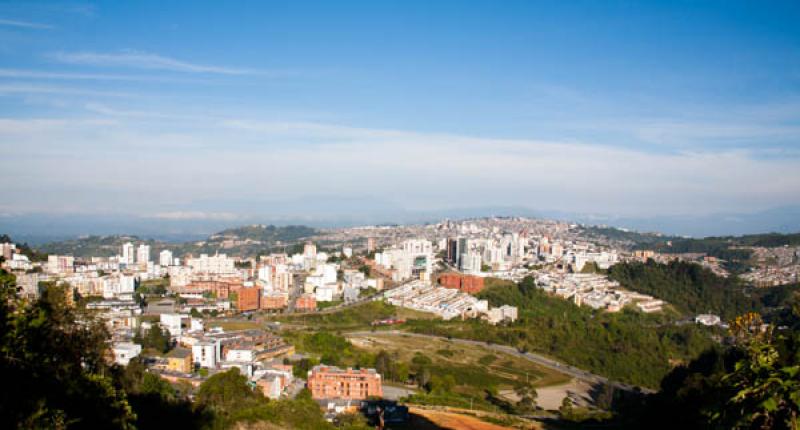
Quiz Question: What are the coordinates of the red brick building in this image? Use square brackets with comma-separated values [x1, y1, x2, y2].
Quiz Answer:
[182, 279, 243, 299]
[236, 287, 261, 311]
[295, 293, 316, 311]
[307, 365, 383, 400]
[261, 293, 288, 310]
[437, 273, 485, 294]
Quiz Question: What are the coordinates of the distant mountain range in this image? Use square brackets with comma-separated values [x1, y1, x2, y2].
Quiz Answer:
[1, 204, 799, 244]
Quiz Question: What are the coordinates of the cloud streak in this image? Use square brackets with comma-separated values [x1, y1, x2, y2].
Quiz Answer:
[0, 68, 209, 83]
[1, 117, 798, 217]
[0, 18, 53, 30]
[48, 51, 253, 75]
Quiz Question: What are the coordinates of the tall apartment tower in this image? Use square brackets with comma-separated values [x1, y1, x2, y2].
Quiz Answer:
[121, 242, 135, 265]
[159, 249, 173, 266]
[137, 244, 151, 264]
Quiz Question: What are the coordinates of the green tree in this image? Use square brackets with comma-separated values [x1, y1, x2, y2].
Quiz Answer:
[560, 396, 574, 417]
[0, 270, 136, 429]
[134, 323, 172, 353]
[196, 368, 262, 412]
[514, 385, 537, 414]
[195, 368, 266, 426]
[711, 313, 800, 429]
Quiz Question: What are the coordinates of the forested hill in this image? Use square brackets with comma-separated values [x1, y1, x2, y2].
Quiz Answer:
[0, 234, 48, 261]
[629, 231, 800, 274]
[32, 225, 319, 258]
[36, 235, 152, 258]
[638, 233, 800, 254]
[213, 224, 317, 243]
[577, 225, 676, 247]
[608, 260, 799, 320]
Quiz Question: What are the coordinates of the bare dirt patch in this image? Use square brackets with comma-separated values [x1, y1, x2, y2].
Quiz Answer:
[410, 407, 534, 430]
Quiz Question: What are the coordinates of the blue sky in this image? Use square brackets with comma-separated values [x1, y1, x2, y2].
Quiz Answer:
[0, 0, 799, 223]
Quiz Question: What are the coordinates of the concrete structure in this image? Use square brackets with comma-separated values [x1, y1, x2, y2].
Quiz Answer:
[47, 255, 74, 274]
[187, 253, 235, 274]
[261, 292, 288, 310]
[236, 286, 261, 311]
[136, 244, 151, 264]
[192, 340, 219, 368]
[121, 242, 135, 265]
[159, 249, 174, 267]
[112, 342, 142, 366]
[307, 365, 383, 400]
[295, 293, 316, 311]
[437, 273, 485, 294]
[166, 348, 193, 373]
[160, 313, 184, 337]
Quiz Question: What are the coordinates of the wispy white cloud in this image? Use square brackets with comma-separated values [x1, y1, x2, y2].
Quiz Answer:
[0, 83, 136, 98]
[1, 117, 798, 217]
[0, 18, 53, 30]
[0, 68, 208, 83]
[47, 51, 254, 75]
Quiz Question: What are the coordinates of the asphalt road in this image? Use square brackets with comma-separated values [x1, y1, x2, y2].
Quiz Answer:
[346, 330, 653, 395]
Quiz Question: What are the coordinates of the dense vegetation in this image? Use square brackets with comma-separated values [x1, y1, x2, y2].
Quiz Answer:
[618, 311, 800, 430]
[608, 260, 800, 320]
[214, 224, 317, 243]
[608, 260, 757, 319]
[407, 277, 715, 388]
[578, 226, 674, 246]
[0, 270, 137, 428]
[133, 323, 173, 353]
[633, 232, 800, 273]
[33, 224, 320, 259]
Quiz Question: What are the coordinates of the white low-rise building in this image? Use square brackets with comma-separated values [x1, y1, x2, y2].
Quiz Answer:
[112, 342, 142, 366]
[160, 313, 184, 337]
[192, 340, 220, 368]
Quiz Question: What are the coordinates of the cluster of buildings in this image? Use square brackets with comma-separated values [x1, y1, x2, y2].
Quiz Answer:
[383, 280, 517, 324]
[534, 272, 665, 313]
[740, 246, 800, 287]
[112, 310, 297, 400]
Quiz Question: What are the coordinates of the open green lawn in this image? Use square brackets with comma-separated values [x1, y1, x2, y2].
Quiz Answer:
[347, 332, 570, 390]
[209, 320, 262, 331]
[272, 300, 439, 331]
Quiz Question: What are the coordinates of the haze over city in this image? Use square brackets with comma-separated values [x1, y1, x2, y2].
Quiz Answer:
[1, 1, 799, 238]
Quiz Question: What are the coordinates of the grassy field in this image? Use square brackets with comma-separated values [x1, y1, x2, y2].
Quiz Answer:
[347, 331, 571, 412]
[208, 320, 262, 331]
[272, 300, 438, 331]
[348, 332, 570, 388]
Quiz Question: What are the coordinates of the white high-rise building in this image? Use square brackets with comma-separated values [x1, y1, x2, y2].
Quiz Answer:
[303, 242, 317, 259]
[461, 251, 482, 274]
[136, 244, 151, 264]
[121, 242, 135, 265]
[187, 254, 235, 274]
[159, 249, 173, 267]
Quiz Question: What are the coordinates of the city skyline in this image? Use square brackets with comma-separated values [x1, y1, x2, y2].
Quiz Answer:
[1, 1, 800, 226]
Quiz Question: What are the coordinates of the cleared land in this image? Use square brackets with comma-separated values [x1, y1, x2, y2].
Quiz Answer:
[409, 407, 537, 430]
[347, 331, 571, 404]
[273, 300, 437, 331]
